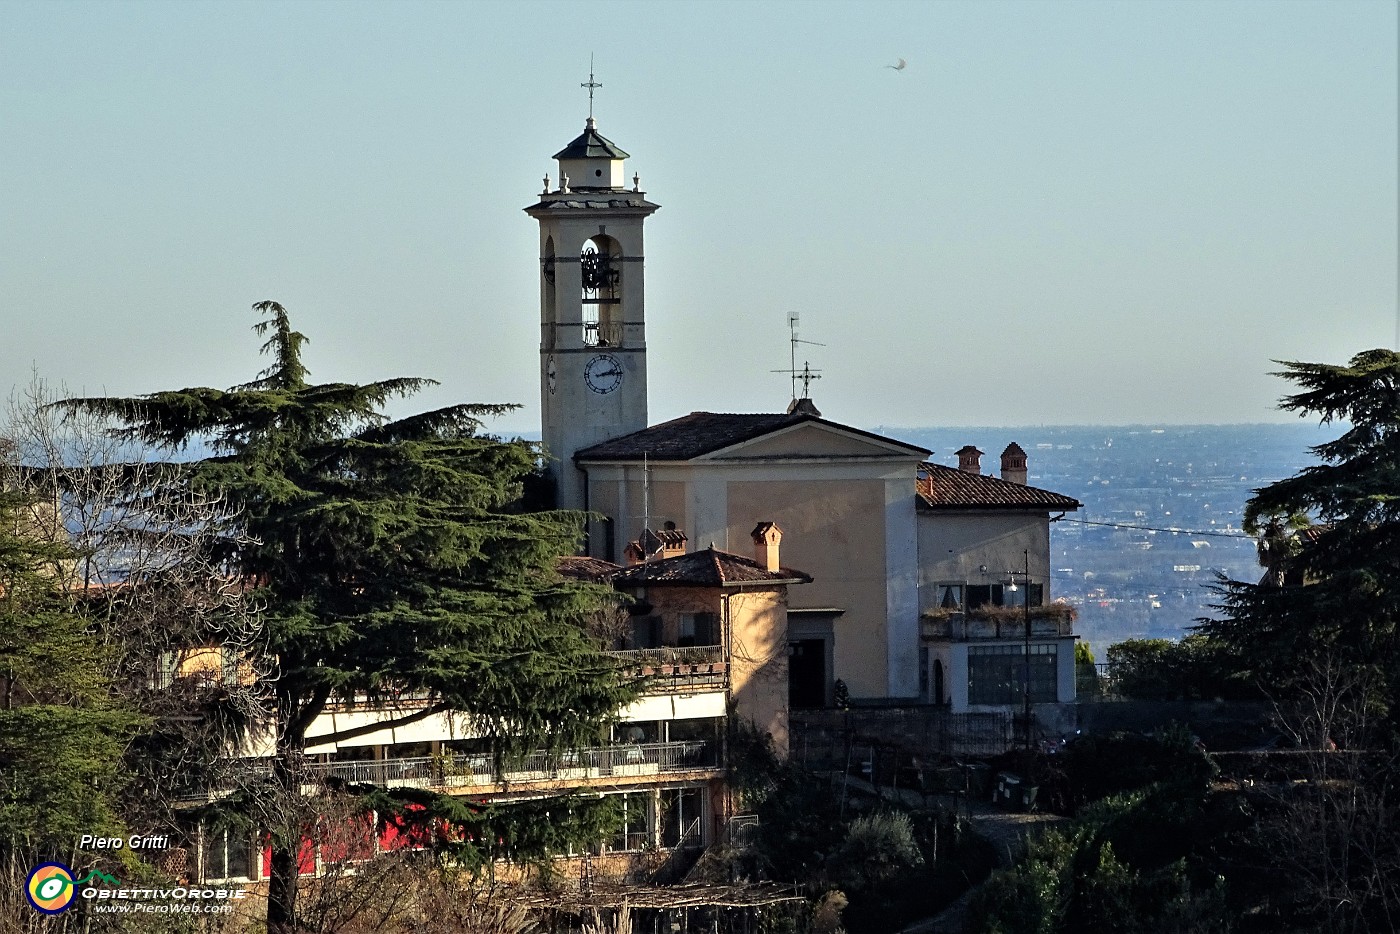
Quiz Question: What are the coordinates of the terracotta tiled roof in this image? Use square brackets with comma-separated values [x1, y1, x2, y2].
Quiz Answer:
[556, 555, 623, 583]
[917, 463, 1081, 511]
[609, 548, 812, 588]
[575, 411, 929, 462]
[1298, 524, 1331, 544]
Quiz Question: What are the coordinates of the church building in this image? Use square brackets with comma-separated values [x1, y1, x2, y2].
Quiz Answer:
[526, 112, 1083, 714]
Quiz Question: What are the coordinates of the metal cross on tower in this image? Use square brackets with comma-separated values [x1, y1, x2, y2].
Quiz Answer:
[794, 361, 822, 399]
[771, 312, 826, 401]
[581, 55, 602, 118]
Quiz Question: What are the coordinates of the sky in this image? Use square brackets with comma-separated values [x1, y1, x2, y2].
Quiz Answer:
[1, 0, 1396, 437]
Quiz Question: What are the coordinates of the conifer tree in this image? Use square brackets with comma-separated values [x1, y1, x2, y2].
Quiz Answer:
[66, 302, 637, 930]
[0, 479, 141, 915]
[1200, 348, 1400, 722]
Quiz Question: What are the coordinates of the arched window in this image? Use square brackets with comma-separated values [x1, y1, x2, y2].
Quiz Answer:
[541, 236, 557, 343]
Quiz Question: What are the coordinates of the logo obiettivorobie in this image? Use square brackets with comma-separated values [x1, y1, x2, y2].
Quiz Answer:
[25, 864, 121, 914]
[26, 863, 75, 914]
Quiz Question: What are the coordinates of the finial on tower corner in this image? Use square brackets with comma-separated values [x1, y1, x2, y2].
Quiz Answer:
[633, 172, 640, 192]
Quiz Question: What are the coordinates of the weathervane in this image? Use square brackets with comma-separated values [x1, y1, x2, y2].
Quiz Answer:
[771, 312, 826, 401]
[581, 55, 602, 119]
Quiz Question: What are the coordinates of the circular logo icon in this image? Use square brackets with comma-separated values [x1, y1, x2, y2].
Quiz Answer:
[26, 863, 76, 914]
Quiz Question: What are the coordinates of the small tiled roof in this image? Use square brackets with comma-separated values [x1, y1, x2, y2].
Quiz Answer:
[575, 411, 930, 462]
[917, 463, 1081, 511]
[610, 547, 812, 588]
[556, 555, 623, 583]
[553, 123, 630, 161]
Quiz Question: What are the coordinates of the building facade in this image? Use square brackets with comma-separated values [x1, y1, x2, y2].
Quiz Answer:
[526, 115, 1085, 715]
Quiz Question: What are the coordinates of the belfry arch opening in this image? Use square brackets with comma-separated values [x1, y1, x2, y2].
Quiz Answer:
[541, 236, 557, 346]
[580, 234, 622, 347]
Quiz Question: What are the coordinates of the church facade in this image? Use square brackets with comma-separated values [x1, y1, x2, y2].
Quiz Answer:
[527, 115, 1083, 713]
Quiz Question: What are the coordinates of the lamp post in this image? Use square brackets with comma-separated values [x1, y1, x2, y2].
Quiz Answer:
[1006, 549, 1033, 752]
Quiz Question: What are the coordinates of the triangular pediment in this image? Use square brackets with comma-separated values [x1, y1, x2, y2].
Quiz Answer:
[698, 420, 927, 461]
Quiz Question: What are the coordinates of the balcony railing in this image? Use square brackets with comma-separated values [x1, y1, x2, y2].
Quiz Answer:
[609, 646, 723, 667]
[311, 740, 717, 790]
[921, 607, 1075, 641]
[608, 646, 727, 694]
[176, 741, 719, 802]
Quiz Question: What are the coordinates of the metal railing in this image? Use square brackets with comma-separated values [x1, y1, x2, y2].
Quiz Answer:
[608, 647, 727, 694]
[607, 646, 724, 667]
[308, 740, 717, 789]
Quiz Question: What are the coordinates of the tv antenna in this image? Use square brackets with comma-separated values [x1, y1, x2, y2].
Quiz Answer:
[771, 312, 825, 401]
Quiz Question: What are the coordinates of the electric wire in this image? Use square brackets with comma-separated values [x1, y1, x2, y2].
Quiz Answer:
[1058, 517, 1253, 539]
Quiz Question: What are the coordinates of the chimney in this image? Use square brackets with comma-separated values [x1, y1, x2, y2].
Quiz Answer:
[955, 445, 984, 474]
[657, 521, 687, 558]
[751, 521, 782, 572]
[1001, 442, 1028, 485]
[626, 522, 688, 564]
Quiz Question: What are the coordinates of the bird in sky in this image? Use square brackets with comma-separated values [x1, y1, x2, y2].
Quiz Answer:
[886, 57, 907, 71]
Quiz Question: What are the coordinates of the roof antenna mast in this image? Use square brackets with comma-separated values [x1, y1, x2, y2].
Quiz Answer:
[771, 312, 825, 402]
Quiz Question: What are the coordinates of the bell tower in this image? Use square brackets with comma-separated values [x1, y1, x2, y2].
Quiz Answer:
[525, 105, 659, 511]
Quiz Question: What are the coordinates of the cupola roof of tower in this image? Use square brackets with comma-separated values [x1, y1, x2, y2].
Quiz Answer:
[1002, 442, 1027, 457]
[553, 119, 630, 161]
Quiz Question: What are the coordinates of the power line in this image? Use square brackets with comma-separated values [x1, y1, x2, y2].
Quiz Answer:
[1059, 517, 1252, 539]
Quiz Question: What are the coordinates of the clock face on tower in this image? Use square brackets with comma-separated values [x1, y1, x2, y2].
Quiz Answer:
[546, 355, 557, 394]
[583, 354, 624, 394]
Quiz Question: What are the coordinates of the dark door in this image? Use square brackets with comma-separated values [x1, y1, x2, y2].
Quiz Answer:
[789, 639, 826, 708]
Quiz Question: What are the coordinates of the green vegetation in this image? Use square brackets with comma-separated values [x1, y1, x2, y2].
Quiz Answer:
[728, 726, 995, 934]
[968, 730, 1230, 934]
[965, 795, 1232, 934]
[1103, 635, 1255, 701]
[1198, 348, 1400, 723]
[1073, 642, 1100, 699]
[65, 302, 638, 931]
[979, 349, 1400, 934]
[0, 480, 145, 922]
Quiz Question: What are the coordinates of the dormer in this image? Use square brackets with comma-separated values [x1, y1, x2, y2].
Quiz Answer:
[553, 117, 629, 191]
